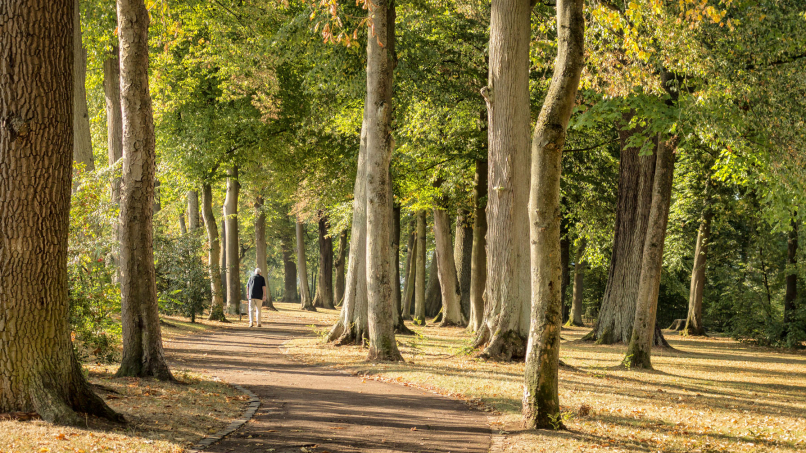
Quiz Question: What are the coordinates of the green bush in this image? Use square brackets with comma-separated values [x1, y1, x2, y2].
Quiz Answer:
[154, 232, 210, 322]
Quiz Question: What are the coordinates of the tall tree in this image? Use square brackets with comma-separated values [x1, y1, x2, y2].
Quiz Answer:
[224, 166, 241, 314]
[683, 200, 712, 336]
[476, 0, 532, 360]
[0, 0, 121, 424]
[413, 210, 428, 324]
[297, 221, 316, 311]
[115, 0, 173, 381]
[187, 190, 201, 231]
[313, 215, 334, 309]
[522, 0, 584, 429]
[72, 0, 94, 171]
[567, 238, 586, 327]
[433, 209, 466, 326]
[454, 210, 474, 319]
[280, 219, 299, 302]
[202, 184, 227, 321]
[334, 230, 348, 306]
[469, 160, 488, 331]
[401, 230, 417, 319]
[783, 219, 799, 337]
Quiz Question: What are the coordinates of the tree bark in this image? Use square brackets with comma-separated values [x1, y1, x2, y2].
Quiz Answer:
[568, 238, 586, 327]
[334, 230, 348, 306]
[454, 211, 474, 320]
[202, 185, 227, 321]
[469, 160, 489, 332]
[115, 0, 173, 381]
[0, 0, 121, 424]
[401, 230, 417, 319]
[414, 210, 428, 324]
[254, 196, 275, 312]
[392, 205, 412, 334]
[187, 190, 200, 231]
[103, 47, 122, 204]
[683, 204, 712, 336]
[522, 0, 584, 429]
[297, 221, 316, 311]
[72, 0, 94, 172]
[624, 137, 677, 369]
[179, 214, 187, 234]
[783, 219, 798, 335]
[313, 215, 334, 309]
[434, 209, 466, 326]
[560, 224, 571, 323]
[425, 252, 443, 318]
[224, 167, 241, 314]
[583, 115, 657, 345]
[477, 0, 532, 361]
[280, 219, 298, 302]
[153, 179, 161, 214]
[220, 212, 228, 303]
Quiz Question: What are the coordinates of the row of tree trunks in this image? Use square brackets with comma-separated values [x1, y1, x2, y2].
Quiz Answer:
[401, 230, 417, 319]
[72, 0, 94, 172]
[413, 210, 428, 324]
[434, 209, 466, 326]
[313, 215, 334, 309]
[224, 167, 241, 314]
[297, 221, 316, 311]
[454, 211, 474, 320]
[280, 221, 299, 302]
[334, 230, 347, 306]
[424, 253, 442, 319]
[0, 0, 121, 424]
[469, 160, 488, 332]
[255, 196, 276, 311]
[220, 214, 228, 303]
[202, 185, 227, 321]
[392, 206, 413, 334]
[567, 238, 586, 327]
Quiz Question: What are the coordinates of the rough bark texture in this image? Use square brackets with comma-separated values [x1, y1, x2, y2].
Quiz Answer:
[224, 167, 241, 314]
[413, 210, 428, 324]
[401, 230, 417, 319]
[364, 0, 402, 361]
[220, 213, 228, 302]
[568, 238, 586, 327]
[425, 253, 443, 318]
[434, 210, 466, 326]
[392, 206, 412, 334]
[560, 227, 571, 323]
[783, 220, 798, 332]
[187, 190, 200, 231]
[583, 116, 657, 345]
[72, 0, 94, 171]
[334, 230, 347, 306]
[683, 207, 712, 336]
[0, 0, 122, 424]
[202, 185, 226, 321]
[280, 221, 298, 302]
[469, 160, 488, 332]
[477, 0, 532, 361]
[103, 48, 122, 204]
[454, 211, 474, 320]
[115, 0, 173, 381]
[297, 221, 316, 311]
[313, 216, 334, 309]
[624, 137, 677, 370]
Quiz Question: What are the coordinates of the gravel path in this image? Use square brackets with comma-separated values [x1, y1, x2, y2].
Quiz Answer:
[164, 306, 491, 453]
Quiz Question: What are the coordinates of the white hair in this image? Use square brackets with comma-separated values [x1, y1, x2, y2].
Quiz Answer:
[254, 268, 262, 275]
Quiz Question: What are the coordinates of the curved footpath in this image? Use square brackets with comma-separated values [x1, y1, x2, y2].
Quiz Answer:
[164, 311, 491, 453]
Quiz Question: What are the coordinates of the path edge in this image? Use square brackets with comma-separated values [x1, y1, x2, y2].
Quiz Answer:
[188, 383, 260, 452]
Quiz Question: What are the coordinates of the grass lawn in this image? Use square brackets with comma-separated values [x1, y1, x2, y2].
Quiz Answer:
[283, 308, 806, 452]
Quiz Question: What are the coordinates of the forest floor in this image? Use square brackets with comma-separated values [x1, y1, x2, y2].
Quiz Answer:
[0, 315, 245, 453]
[283, 306, 806, 453]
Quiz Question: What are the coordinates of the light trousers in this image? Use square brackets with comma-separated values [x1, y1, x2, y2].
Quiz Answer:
[249, 299, 262, 326]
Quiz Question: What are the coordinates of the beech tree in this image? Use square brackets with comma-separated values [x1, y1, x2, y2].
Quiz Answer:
[297, 221, 316, 311]
[313, 215, 334, 309]
[202, 184, 227, 321]
[72, 0, 94, 171]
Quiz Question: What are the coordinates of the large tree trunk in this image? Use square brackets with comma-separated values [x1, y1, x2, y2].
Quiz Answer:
[254, 196, 276, 312]
[683, 205, 712, 336]
[624, 137, 677, 369]
[334, 230, 347, 306]
[202, 185, 227, 321]
[392, 206, 412, 334]
[0, 0, 121, 424]
[469, 160, 489, 332]
[401, 230, 417, 319]
[188, 190, 200, 231]
[454, 211, 474, 320]
[220, 213, 228, 302]
[364, 0, 402, 361]
[425, 253, 443, 318]
[568, 238, 586, 327]
[313, 215, 334, 309]
[115, 0, 173, 381]
[522, 0, 584, 429]
[583, 116, 657, 345]
[104, 48, 123, 204]
[783, 219, 798, 335]
[560, 223, 571, 323]
[434, 209, 466, 326]
[413, 210, 428, 324]
[297, 221, 316, 311]
[224, 167, 241, 315]
[72, 0, 94, 172]
[477, 0, 532, 361]
[280, 221, 299, 302]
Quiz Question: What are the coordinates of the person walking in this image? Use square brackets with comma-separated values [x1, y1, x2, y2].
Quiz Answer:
[246, 268, 267, 327]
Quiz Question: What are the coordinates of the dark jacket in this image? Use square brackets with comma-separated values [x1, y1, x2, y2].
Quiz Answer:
[247, 274, 266, 300]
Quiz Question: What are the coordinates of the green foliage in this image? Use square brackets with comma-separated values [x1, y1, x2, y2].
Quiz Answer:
[154, 232, 211, 323]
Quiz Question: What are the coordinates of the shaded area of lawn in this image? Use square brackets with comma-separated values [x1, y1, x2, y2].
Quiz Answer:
[283, 310, 806, 453]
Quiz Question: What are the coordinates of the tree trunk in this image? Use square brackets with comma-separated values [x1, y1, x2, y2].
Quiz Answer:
[454, 211, 474, 320]
[297, 221, 316, 311]
[179, 214, 187, 234]
[72, 0, 94, 172]
[401, 230, 417, 319]
[522, 0, 584, 429]
[568, 238, 586, 327]
[624, 137, 677, 369]
[187, 190, 200, 231]
[425, 253, 443, 319]
[202, 185, 227, 321]
[469, 160, 489, 332]
[334, 230, 348, 306]
[392, 206, 412, 334]
[413, 210, 428, 324]
[583, 115, 657, 345]
[104, 48, 123, 204]
[783, 219, 798, 335]
[254, 196, 274, 312]
[115, 0, 173, 381]
[434, 209, 466, 326]
[0, 0, 121, 424]
[477, 0, 532, 361]
[153, 179, 161, 214]
[224, 167, 241, 314]
[313, 215, 334, 309]
[683, 206, 712, 336]
[280, 220, 298, 302]
[220, 213, 228, 303]
[560, 224, 571, 323]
